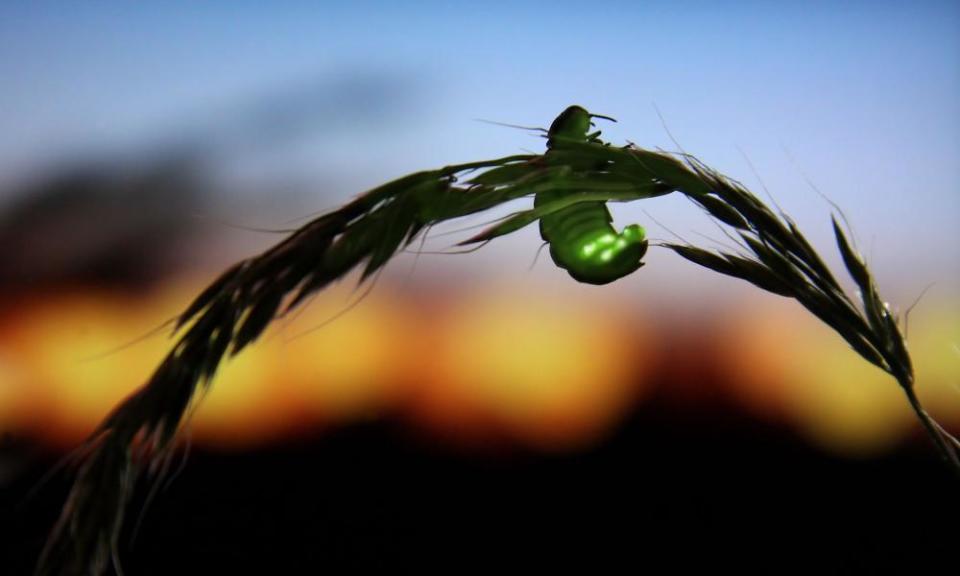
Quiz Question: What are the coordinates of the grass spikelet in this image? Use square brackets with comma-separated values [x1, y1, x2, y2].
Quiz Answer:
[36, 106, 959, 575]
[658, 148, 960, 475]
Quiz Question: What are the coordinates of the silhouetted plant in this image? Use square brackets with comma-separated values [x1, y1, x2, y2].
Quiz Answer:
[37, 106, 959, 576]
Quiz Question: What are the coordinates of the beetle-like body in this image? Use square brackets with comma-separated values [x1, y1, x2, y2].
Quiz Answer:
[537, 105, 648, 284]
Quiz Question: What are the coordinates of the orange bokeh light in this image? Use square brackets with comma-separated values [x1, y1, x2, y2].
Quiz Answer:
[1, 276, 955, 457]
[0, 280, 656, 452]
[1, 294, 170, 444]
[416, 283, 654, 451]
[276, 287, 413, 423]
[720, 298, 918, 456]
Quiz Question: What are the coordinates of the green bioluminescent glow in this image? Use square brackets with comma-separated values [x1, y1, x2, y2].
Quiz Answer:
[36, 104, 959, 576]
[536, 105, 649, 285]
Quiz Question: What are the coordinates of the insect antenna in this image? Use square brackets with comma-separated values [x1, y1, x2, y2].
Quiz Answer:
[588, 113, 617, 131]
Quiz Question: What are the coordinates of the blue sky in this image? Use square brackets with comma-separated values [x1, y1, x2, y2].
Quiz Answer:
[1, 1, 957, 296]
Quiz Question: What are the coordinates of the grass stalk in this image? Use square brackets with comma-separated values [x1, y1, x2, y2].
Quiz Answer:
[34, 106, 959, 575]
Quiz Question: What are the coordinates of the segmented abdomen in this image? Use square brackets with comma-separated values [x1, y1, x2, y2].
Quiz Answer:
[535, 188, 647, 285]
[537, 193, 613, 250]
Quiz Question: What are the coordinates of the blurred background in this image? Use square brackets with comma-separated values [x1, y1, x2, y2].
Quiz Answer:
[1, 1, 958, 573]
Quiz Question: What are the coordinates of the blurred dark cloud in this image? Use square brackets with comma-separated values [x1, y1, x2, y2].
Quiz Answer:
[143, 70, 421, 169]
[0, 156, 204, 295]
[215, 71, 419, 150]
[0, 70, 419, 298]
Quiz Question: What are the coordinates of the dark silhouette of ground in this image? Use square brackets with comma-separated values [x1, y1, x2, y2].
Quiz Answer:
[3, 399, 954, 575]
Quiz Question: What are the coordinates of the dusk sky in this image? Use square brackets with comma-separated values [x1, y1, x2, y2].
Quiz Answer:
[1, 1, 957, 295]
[2, 7, 959, 572]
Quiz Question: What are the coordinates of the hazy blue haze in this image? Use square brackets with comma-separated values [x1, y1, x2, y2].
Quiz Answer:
[0, 1, 956, 293]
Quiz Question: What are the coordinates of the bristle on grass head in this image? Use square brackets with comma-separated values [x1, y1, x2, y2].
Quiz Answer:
[36, 106, 960, 575]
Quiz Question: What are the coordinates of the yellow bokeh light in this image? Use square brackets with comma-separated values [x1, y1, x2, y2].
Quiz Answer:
[0, 352, 25, 434]
[722, 298, 915, 456]
[277, 289, 410, 422]
[190, 340, 291, 448]
[2, 295, 169, 444]
[429, 284, 650, 451]
[907, 303, 960, 424]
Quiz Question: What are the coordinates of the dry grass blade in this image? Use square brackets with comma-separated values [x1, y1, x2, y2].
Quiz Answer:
[35, 155, 541, 576]
[656, 148, 960, 476]
[37, 107, 959, 575]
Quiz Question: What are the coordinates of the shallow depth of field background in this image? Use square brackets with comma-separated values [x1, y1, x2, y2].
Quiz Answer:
[1, 2, 958, 573]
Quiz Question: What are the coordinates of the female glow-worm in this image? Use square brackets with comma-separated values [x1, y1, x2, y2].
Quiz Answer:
[535, 105, 648, 285]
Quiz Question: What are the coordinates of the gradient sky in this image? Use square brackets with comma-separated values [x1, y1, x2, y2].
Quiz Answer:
[1, 1, 957, 297]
